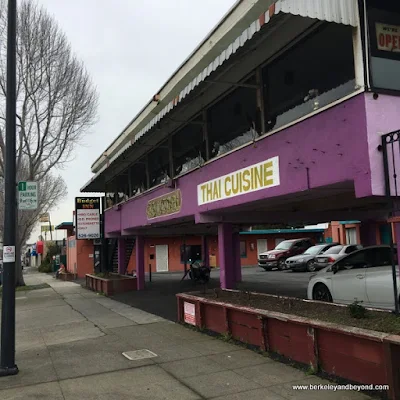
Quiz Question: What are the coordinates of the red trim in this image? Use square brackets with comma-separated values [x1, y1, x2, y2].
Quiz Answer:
[258, 12, 265, 26]
[269, 3, 276, 18]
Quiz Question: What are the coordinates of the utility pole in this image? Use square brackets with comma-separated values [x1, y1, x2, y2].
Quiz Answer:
[0, 0, 19, 376]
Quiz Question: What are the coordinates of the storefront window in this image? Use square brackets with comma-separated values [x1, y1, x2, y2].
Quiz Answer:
[207, 81, 258, 160]
[180, 244, 202, 263]
[262, 23, 356, 132]
[367, 0, 400, 91]
[130, 160, 147, 196]
[148, 141, 170, 188]
[173, 117, 206, 177]
[106, 193, 115, 208]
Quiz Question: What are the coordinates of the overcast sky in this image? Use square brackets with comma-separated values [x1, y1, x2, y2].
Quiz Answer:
[29, 0, 236, 242]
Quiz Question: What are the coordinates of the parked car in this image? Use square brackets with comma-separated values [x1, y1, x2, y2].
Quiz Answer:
[308, 245, 400, 310]
[285, 243, 340, 272]
[314, 244, 362, 270]
[258, 238, 314, 271]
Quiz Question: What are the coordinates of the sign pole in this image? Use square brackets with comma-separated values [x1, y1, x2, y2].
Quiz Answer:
[0, 0, 19, 376]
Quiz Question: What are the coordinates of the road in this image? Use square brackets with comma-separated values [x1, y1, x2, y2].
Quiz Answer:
[113, 266, 313, 322]
[239, 267, 312, 298]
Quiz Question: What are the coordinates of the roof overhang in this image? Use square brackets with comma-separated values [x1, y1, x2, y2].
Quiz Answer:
[90, 0, 278, 174]
[55, 222, 74, 230]
[82, 0, 359, 192]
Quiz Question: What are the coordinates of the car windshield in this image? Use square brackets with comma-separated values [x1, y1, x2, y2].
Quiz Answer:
[303, 246, 323, 255]
[324, 246, 343, 255]
[275, 241, 293, 250]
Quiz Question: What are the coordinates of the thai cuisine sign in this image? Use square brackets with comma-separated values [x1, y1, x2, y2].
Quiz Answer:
[75, 197, 101, 240]
[197, 156, 280, 205]
[376, 23, 400, 53]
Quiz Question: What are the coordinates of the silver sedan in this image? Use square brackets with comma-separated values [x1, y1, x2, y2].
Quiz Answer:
[314, 244, 363, 269]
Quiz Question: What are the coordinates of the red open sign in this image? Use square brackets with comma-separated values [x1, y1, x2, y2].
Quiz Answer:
[376, 23, 400, 53]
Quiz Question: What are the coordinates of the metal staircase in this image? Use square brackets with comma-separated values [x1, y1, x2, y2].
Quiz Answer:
[111, 238, 135, 274]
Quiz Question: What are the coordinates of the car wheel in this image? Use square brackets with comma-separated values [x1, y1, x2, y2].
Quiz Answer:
[312, 284, 333, 303]
[306, 260, 316, 272]
[277, 258, 286, 271]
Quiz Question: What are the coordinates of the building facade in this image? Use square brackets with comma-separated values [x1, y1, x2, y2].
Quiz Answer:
[81, 1, 400, 290]
[123, 228, 325, 274]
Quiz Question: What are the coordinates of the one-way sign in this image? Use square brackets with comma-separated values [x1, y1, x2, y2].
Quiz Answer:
[18, 181, 38, 210]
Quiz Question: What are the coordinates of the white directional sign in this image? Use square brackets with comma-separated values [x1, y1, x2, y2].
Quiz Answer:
[18, 181, 38, 210]
[3, 246, 15, 263]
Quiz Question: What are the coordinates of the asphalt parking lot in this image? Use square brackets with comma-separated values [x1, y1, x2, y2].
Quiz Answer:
[113, 266, 313, 321]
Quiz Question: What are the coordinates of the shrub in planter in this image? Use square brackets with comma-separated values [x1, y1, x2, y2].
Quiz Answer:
[38, 262, 52, 273]
[348, 301, 368, 319]
[177, 290, 400, 400]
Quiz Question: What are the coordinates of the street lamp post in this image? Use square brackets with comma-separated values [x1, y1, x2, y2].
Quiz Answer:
[0, 0, 19, 376]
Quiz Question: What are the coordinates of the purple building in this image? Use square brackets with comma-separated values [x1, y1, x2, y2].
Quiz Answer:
[81, 0, 400, 290]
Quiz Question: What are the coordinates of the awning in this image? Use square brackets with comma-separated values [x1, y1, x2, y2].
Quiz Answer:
[55, 222, 74, 230]
[81, 0, 359, 192]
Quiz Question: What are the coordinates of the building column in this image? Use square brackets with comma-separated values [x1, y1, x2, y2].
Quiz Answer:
[218, 223, 236, 289]
[117, 237, 126, 275]
[359, 221, 378, 246]
[202, 235, 209, 268]
[233, 232, 242, 283]
[392, 222, 400, 246]
[136, 236, 145, 290]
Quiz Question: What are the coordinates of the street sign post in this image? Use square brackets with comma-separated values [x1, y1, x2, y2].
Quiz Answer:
[1, 0, 19, 377]
[18, 181, 38, 210]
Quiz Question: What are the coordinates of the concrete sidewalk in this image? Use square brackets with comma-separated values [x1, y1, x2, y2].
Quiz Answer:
[0, 270, 372, 400]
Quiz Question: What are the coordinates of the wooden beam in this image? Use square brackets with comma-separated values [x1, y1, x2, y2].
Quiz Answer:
[128, 167, 132, 197]
[168, 136, 174, 179]
[145, 156, 150, 189]
[256, 68, 266, 134]
[202, 109, 210, 161]
[204, 79, 258, 89]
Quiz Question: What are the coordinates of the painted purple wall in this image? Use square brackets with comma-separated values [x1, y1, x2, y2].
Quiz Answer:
[364, 93, 400, 196]
[106, 94, 372, 234]
[105, 207, 121, 234]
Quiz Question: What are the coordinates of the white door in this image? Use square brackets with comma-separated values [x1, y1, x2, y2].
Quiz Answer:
[257, 239, 268, 256]
[345, 228, 357, 245]
[156, 245, 169, 272]
[331, 251, 368, 305]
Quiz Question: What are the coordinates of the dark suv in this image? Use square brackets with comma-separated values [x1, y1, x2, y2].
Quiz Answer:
[258, 238, 314, 271]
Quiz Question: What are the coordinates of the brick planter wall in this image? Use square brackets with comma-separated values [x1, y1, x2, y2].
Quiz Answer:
[85, 273, 137, 296]
[58, 273, 77, 281]
[177, 291, 400, 400]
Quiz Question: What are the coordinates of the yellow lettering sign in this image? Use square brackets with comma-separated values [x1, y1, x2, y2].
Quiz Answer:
[197, 157, 280, 205]
[147, 190, 182, 219]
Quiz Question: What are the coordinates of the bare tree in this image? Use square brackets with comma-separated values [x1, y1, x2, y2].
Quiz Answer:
[0, 0, 98, 285]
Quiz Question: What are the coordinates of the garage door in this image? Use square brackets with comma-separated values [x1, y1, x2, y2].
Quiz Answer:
[156, 245, 169, 272]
